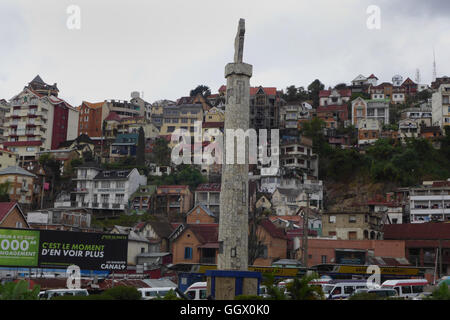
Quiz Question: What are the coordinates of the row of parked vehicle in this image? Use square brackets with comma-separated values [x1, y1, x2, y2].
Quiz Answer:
[37, 277, 443, 300]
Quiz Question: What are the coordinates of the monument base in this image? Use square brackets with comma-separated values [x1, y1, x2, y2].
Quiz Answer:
[205, 270, 261, 300]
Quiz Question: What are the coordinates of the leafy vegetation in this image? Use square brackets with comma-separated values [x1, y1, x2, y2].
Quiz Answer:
[285, 273, 324, 300]
[148, 165, 206, 189]
[427, 283, 450, 300]
[91, 212, 156, 229]
[0, 280, 40, 300]
[300, 119, 450, 187]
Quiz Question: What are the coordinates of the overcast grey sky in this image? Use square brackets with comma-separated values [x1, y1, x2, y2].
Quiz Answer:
[0, 0, 449, 106]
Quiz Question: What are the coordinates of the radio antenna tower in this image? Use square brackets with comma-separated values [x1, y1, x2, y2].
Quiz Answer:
[433, 49, 437, 82]
[415, 69, 421, 84]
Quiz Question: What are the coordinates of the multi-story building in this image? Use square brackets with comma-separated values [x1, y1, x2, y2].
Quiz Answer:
[322, 209, 385, 240]
[155, 185, 193, 220]
[352, 97, 390, 128]
[77, 101, 109, 138]
[0, 166, 37, 209]
[0, 99, 10, 144]
[129, 185, 157, 212]
[0, 148, 18, 169]
[409, 180, 450, 223]
[4, 76, 79, 167]
[110, 133, 138, 161]
[272, 185, 322, 215]
[400, 106, 432, 127]
[358, 118, 381, 146]
[26, 208, 92, 231]
[279, 104, 311, 136]
[72, 163, 147, 215]
[319, 88, 352, 108]
[398, 119, 420, 141]
[280, 137, 319, 179]
[219, 85, 283, 131]
[158, 104, 203, 137]
[194, 183, 221, 216]
[432, 83, 450, 129]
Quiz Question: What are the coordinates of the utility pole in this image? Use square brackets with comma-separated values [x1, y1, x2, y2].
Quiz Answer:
[302, 191, 311, 267]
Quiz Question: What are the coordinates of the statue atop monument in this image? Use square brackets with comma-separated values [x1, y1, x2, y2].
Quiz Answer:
[234, 19, 245, 63]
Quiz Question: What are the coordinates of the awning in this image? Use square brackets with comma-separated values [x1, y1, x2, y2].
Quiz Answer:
[198, 243, 219, 249]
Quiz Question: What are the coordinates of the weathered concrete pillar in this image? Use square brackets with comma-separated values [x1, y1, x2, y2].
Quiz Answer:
[217, 19, 252, 272]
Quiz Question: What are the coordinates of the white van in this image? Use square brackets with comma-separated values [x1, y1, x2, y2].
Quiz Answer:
[40, 289, 89, 299]
[138, 287, 178, 300]
[184, 282, 207, 300]
[381, 279, 428, 299]
[327, 281, 378, 300]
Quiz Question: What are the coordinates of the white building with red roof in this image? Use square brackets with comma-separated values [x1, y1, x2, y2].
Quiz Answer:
[3, 76, 79, 167]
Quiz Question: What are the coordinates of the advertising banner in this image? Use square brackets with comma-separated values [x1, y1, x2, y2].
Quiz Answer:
[0, 228, 128, 271]
[0, 229, 40, 267]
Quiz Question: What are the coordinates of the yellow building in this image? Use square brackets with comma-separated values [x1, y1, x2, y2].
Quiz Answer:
[205, 107, 224, 123]
[0, 166, 36, 207]
[0, 148, 18, 170]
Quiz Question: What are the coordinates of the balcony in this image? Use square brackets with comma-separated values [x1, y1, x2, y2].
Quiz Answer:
[74, 188, 88, 193]
[82, 202, 89, 207]
[102, 203, 109, 209]
[92, 203, 99, 208]
[169, 202, 181, 208]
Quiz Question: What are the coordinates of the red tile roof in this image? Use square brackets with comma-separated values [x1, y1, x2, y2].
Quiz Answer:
[4, 141, 42, 147]
[104, 112, 122, 122]
[0, 202, 16, 222]
[187, 224, 219, 243]
[196, 183, 221, 192]
[319, 89, 352, 98]
[218, 86, 278, 96]
[202, 122, 224, 128]
[260, 219, 288, 239]
[383, 223, 450, 240]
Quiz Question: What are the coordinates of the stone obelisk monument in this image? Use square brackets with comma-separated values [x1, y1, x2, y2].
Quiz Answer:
[217, 19, 252, 271]
[206, 19, 260, 299]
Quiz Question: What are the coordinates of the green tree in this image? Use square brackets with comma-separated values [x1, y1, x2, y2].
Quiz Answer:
[307, 79, 325, 107]
[152, 138, 171, 166]
[428, 283, 450, 300]
[0, 280, 40, 300]
[101, 286, 141, 300]
[284, 85, 298, 102]
[190, 85, 211, 98]
[262, 274, 287, 300]
[0, 181, 11, 202]
[137, 126, 146, 166]
[285, 273, 324, 300]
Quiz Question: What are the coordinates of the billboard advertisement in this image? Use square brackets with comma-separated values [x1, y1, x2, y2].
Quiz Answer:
[0, 229, 40, 267]
[0, 228, 128, 271]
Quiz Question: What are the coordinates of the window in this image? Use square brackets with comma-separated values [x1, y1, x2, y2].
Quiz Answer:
[329, 216, 336, 223]
[402, 286, 412, 294]
[344, 286, 354, 295]
[115, 194, 124, 204]
[184, 247, 193, 259]
[321, 255, 327, 264]
[101, 181, 110, 188]
[348, 231, 357, 240]
[349, 215, 357, 223]
[412, 286, 424, 293]
[15, 222, 23, 228]
[117, 181, 125, 189]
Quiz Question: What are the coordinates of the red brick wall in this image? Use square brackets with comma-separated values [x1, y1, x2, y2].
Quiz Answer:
[305, 239, 406, 267]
